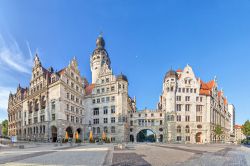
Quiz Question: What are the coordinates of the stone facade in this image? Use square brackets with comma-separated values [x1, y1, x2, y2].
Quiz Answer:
[234, 125, 246, 143]
[8, 55, 85, 142]
[7, 35, 233, 144]
[157, 66, 232, 143]
[83, 35, 136, 142]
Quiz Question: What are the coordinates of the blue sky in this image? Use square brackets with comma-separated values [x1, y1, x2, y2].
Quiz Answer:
[0, 0, 249, 124]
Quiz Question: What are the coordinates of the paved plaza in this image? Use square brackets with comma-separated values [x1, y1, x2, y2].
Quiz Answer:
[0, 143, 249, 166]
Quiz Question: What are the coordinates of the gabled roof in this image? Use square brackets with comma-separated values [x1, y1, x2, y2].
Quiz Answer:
[234, 125, 242, 129]
[199, 80, 215, 96]
[85, 84, 95, 96]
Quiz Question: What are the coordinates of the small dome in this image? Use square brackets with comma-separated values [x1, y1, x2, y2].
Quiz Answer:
[164, 70, 178, 80]
[117, 74, 128, 82]
[96, 35, 105, 48]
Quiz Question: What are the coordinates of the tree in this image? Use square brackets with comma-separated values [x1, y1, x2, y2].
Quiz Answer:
[214, 125, 223, 142]
[242, 120, 250, 136]
[1, 119, 8, 136]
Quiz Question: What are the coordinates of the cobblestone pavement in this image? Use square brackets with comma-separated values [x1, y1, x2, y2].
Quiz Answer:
[112, 143, 250, 166]
[1, 143, 250, 166]
[0, 143, 112, 166]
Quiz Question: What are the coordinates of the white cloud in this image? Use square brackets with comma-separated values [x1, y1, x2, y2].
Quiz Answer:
[0, 86, 15, 110]
[0, 34, 33, 74]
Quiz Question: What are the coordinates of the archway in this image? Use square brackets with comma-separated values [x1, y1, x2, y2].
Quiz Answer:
[51, 126, 57, 142]
[66, 126, 73, 139]
[196, 132, 202, 143]
[137, 129, 156, 142]
[76, 128, 82, 140]
[130, 135, 134, 142]
[159, 134, 163, 142]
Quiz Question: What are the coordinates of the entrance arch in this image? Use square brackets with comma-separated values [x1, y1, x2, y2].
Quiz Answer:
[130, 135, 134, 142]
[51, 126, 57, 142]
[159, 134, 163, 142]
[76, 128, 82, 140]
[196, 132, 202, 143]
[136, 129, 156, 142]
[66, 126, 73, 139]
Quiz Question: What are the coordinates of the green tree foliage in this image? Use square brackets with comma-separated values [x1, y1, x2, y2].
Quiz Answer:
[242, 120, 250, 136]
[214, 125, 223, 140]
[2, 119, 8, 136]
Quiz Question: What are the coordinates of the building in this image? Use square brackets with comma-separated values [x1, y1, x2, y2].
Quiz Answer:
[7, 35, 233, 144]
[157, 66, 231, 143]
[8, 55, 85, 142]
[234, 125, 246, 143]
[83, 35, 136, 142]
[228, 104, 236, 134]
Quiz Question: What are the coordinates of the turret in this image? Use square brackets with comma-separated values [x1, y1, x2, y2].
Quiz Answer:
[90, 34, 111, 83]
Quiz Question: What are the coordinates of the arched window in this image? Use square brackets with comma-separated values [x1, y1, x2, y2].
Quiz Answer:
[177, 126, 181, 133]
[185, 125, 190, 133]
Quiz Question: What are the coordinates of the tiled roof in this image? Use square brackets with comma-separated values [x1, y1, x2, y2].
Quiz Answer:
[199, 80, 215, 96]
[176, 69, 182, 72]
[85, 84, 95, 95]
[234, 125, 242, 129]
[58, 68, 66, 76]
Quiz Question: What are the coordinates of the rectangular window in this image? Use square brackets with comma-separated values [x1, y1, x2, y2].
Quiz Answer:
[92, 99, 96, 104]
[185, 96, 190, 101]
[185, 104, 190, 111]
[177, 136, 182, 141]
[106, 97, 110, 102]
[111, 106, 115, 114]
[101, 88, 105, 93]
[97, 98, 100, 103]
[186, 136, 190, 141]
[160, 120, 163, 125]
[93, 118, 99, 124]
[111, 86, 115, 91]
[111, 126, 115, 133]
[93, 108, 99, 115]
[106, 87, 110, 92]
[101, 97, 105, 103]
[177, 115, 181, 121]
[111, 117, 115, 123]
[196, 105, 202, 112]
[176, 96, 181, 101]
[103, 106, 108, 114]
[196, 116, 202, 122]
[104, 118, 108, 124]
[177, 104, 182, 111]
[111, 96, 115, 102]
[185, 115, 190, 122]
[106, 78, 109, 82]
[97, 89, 100, 94]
